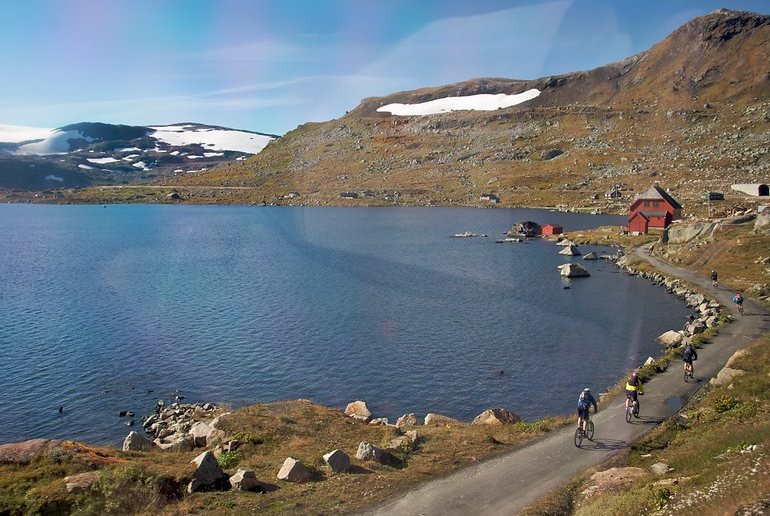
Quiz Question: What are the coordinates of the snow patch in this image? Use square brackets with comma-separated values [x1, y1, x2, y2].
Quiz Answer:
[87, 157, 120, 164]
[117, 147, 141, 152]
[44, 174, 64, 182]
[132, 161, 148, 169]
[16, 129, 95, 155]
[149, 125, 272, 154]
[78, 164, 93, 170]
[203, 152, 224, 158]
[0, 124, 53, 143]
[376, 89, 541, 116]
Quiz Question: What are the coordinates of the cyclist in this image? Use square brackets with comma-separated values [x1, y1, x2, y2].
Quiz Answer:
[625, 371, 644, 415]
[682, 343, 697, 379]
[577, 387, 597, 432]
[711, 270, 718, 289]
[733, 292, 744, 315]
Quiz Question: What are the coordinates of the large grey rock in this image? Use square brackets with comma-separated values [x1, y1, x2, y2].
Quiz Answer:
[754, 207, 770, 235]
[666, 222, 716, 244]
[122, 431, 155, 452]
[323, 449, 351, 473]
[725, 349, 751, 369]
[189, 421, 214, 448]
[656, 330, 684, 347]
[559, 244, 581, 256]
[156, 436, 194, 453]
[344, 400, 372, 422]
[424, 413, 461, 426]
[229, 468, 263, 492]
[582, 251, 599, 260]
[64, 471, 100, 494]
[387, 435, 417, 452]
[356, 442, 402, 468]
[188, 451, 229, 493]
[277, 457, 312, 483]
[395, 413, 418, 430]
[650, 462, 673, 476]
[558, 263, 590, 277]
[710, 367, 747, 386]
[471, 408, 521, 426]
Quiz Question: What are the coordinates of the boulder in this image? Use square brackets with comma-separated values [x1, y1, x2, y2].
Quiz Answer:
[725, 349, 751, 369]
[189, 421, 214, 448]
[582, 467, 646, 497]
[650, 462, 673, 476]
[368, 418, 389, 426]
[710, 367, 746, 386]
[344, 400, 372, 422]
[188, 451, 229, 493]
[556, 239, 573, 246]
[277, 457, 312, 483]
[395, 413, 418, 430]
[471, 408, 521, 426]
[424, 413, 461, 426]
[559, 244, 580, 256]
[387, 435, 417, 452]
[122, 431, 155, 452]
[155, 436, 194, 453]
[582, 251, 598, 260]
[686, 321, 706, 335]
[64, 471, 100, 494]
[356, 442, 402, 468]
[229, 468, 264, 492]
[558, 263, 590, 277]
[323, 449, 351, 473]
[754, 206, 770, 235]
[656, 330, 684, 347]
[644, 357, 655, 366]
[666, 222, 716, 244]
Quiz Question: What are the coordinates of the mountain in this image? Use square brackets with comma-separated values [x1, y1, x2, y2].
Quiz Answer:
[163, 8, 770, 211]
[0, 122, 278, 190]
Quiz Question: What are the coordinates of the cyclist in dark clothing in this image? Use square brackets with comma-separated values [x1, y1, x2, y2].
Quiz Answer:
[711, 270, 718, 289]
[577, 388, 597, 432]
[683, 343, 697, 378]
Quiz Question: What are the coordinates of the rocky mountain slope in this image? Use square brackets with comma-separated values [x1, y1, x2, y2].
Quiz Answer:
[0, 122, 277, 190]
[164, 8, 770, 212]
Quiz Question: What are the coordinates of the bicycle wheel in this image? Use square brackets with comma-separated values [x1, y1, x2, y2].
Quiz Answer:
[625, 405, 632, 423]
[586, 420, 594, 440]
[574, 427, 583, 447]
[633, 402, 640, 418]
[684, 368, 688, 382]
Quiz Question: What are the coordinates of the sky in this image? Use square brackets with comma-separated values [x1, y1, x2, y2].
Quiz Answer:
[1, 0, 768, 136]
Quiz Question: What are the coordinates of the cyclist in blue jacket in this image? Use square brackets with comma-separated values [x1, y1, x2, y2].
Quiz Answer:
[577, 388, 597, 432]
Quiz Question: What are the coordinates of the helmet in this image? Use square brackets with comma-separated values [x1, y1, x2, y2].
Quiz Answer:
[583, 388, 591, 393]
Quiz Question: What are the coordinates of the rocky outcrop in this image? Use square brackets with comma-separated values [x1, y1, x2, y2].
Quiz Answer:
[277, 457, 313, 483]
[189, 421, 214, 448]
[344, 400, 372, 422]
[188, 451, 229, 493]
[323, 449, 351, 473]
[143, 402, 223, 451]
[581, 467, 647, 498]
[64, 471, 100, 494]
[0, 439, 62, 465]
[725, 348, 750, 368]
[755, 206, 770, 235]
[122, 431, 156, 452]
[665, 222, 717, 244]
[558, 263, 590, 277]
[657, 330, 685, 347]
[710, 366, 746, 386]
[471, 408, 521, 425]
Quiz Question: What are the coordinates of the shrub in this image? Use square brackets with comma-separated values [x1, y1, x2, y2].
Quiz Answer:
[713, 394, 739, 413]
[217, 451, 239, 469]
[74, 464, 178, 514]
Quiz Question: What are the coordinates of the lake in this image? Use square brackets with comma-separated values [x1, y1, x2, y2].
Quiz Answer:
[0, 204, 690, 445]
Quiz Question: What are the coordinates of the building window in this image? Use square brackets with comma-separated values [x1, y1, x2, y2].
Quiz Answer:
[653, 200, 659, 207]
[643, 201, 649, 207]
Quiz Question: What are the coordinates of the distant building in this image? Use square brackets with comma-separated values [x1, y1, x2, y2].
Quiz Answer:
[510, 220, 541, 237]
[605, 187, 622, 199]
[702, 192, 724, 201]
[628, 185, 682, 233]
[284, 191, 301, 199]
[542, 224, 564, 236]
[340, 192, 359, 199]
[731, 183, 769, 197]
[480, 193, 500, 204]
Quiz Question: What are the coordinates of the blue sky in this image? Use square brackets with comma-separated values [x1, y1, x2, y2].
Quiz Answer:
[1, 0, 768, 135]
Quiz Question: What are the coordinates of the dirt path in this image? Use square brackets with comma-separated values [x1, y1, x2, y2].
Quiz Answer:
[364, 248, 770, 516]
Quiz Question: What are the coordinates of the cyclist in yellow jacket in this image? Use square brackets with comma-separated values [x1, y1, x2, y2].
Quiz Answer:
[625, 371, 644, 414]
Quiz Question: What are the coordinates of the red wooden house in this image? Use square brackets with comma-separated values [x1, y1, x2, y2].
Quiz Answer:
[628, 185, 682, 233]
[542, 224, 563, 236]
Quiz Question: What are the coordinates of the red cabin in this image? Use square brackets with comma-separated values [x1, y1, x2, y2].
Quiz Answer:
[542, 224, 563, 236]
[628, 185, 682, 233]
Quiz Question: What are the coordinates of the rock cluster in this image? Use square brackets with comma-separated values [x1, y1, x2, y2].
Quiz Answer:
[139, 402, 225, 452]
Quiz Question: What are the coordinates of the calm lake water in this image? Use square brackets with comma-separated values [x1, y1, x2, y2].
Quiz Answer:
[0, 204, 690, 445]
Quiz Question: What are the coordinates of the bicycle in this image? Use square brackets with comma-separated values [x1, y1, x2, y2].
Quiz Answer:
[625, 398, 640, 423]
[684, 362, 694, 382]
[712, 279, 718, 290]
[737, 303, 744, 316]
[574, 418, 594, 447]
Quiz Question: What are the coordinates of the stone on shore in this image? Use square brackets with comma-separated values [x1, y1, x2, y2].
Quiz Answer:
[277, 457, 312, 483]
[395, 413, 418, 430]
[323, 449, 351, 473]
[229, 468, 264, 492]
[424, 413, 461, 426]
[559, 244, 581, 256]
[344, 400, 372, 422]
[122, 431, 156, 452]
[188, 451, 229, 493]
[189, 421, 214, 448]
[656, 330, 684, 347]
[472, 408, 521, 426]
[582, 251, 598, 260]
[155, 436, 194, 453]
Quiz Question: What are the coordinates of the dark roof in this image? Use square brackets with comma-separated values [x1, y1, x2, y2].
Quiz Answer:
[634, 185, 682, 209]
